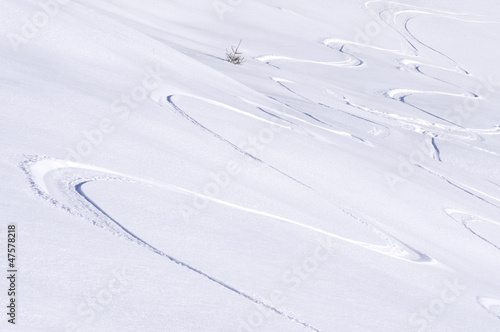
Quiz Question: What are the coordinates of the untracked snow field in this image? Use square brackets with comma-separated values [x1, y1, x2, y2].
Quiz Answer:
[1, 0, 500, 331]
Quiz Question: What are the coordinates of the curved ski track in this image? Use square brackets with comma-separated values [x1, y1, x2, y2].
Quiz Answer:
[22, 156, 322, 332]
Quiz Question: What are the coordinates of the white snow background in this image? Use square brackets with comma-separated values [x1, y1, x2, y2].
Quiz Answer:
[1, 0, 500, 331]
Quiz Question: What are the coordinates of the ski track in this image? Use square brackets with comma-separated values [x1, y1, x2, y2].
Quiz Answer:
[255, 54, 361, 69]
[241, 79, 374, 145]
[417, 165, 500, 211]
[341, 95, 492, 144]
[266, 80, 391, 140]
[159, 94, 438, 265]
[24, 153, 438, 269]
[22, 156, 321, 332]
[445, 209, 500, 253]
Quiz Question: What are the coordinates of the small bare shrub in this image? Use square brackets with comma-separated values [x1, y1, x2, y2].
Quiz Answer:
[226, 39, 245, 65]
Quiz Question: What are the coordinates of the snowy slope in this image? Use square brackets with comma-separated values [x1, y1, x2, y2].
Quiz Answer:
[1, 0, 500, 331]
